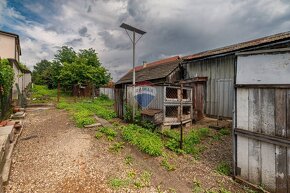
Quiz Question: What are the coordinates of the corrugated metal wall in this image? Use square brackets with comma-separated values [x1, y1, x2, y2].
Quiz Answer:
[185, 55, 235, 118]
[99, 87, 114, 100]
[126, 85, 164, 110]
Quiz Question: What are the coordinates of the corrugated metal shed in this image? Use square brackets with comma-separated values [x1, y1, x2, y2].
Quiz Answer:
[183, 31, 290, 118]
[185, 55, 235, 118]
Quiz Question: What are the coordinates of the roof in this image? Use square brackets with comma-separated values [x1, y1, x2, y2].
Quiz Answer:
[183, 31, 290, 60]
[116, 56, 181, 85]
[8, 59, 31, 73]
[0, 30, 21, 55]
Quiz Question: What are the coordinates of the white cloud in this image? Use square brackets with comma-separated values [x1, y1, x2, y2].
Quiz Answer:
[2, 0, 290, 80]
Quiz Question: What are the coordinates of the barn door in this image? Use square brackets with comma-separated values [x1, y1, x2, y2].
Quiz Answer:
[192, 77, 207, 121]
[234, 50, 290, 192]
[235, 88, 290, 192]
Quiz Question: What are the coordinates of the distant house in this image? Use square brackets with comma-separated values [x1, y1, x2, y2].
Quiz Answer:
[115, 56, 193, 128]
[182, 31, 290, 119]
[0, 30, 31, 101]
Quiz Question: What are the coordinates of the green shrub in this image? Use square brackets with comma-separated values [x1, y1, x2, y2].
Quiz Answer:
[56, 101, 70, 109]
[122, 124, 163, 156]
[95, 132, 103, 139]
[73, 110, 95, 127]
[219, 128, 231, 135]
[216, 161, 231, 175]
[99, 127, 117, 138]
[165, 139, 185, 154]
[162, 129, 180, 140]
[109, 142, 125, 153]
[109, 178, 129, 189]
[161, 159, 176, 171]
[31, 84, 57, 103]
[98, 93, 109, 100]
[125, 155, 134, 165]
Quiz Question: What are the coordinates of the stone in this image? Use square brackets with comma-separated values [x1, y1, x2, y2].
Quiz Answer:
[0, 126, 14, 143]
[84, 123, 102, 128]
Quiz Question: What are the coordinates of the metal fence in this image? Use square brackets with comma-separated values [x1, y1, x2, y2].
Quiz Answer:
[99, 87, 114, 100]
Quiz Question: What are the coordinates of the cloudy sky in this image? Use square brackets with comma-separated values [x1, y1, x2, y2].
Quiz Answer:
[1, 0, 290, 80]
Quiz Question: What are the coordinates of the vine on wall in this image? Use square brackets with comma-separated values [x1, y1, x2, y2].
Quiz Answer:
[0, 59, 14, 97]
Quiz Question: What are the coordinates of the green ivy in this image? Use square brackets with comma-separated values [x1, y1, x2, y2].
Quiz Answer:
[0, 59, 14, 97]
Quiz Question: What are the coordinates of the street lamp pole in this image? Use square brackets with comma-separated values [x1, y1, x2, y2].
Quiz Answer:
[120, 23, 146, 121]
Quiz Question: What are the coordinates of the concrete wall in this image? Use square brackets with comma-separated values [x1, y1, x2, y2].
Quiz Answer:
[0, 34, 16, 60]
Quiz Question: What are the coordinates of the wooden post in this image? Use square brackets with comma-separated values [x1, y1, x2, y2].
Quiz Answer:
[180, 82, 183, 149]
[57, 81, 60, 102]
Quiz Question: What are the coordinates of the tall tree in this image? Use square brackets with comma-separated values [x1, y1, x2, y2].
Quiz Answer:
[54, 46, 77, 64]
[32, 60, 52, 85]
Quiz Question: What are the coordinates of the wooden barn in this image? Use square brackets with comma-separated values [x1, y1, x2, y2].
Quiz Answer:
[182, 31, 290, 119]
[234, 48, 290, 192]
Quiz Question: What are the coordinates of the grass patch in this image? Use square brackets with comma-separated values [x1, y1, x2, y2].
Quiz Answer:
[121, 124, 163, 156]
[125, 155, 134, 165]
[73, 110, 95, 127]
[56, 97, 116, 128]
[165, 128, 209, 158]
[109, 142, 125, 153]
[212, 128, 231, 141]
[160, 159, 176, 171]
[31, 84, 57, 103]
[216, 161, 231, 175]
[109, 178, 129, 189]
[99, 127, 117, 140]
[95, 131, 103, 139]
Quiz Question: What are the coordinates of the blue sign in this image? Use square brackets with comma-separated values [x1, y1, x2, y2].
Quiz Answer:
[134, 86, 156, 108]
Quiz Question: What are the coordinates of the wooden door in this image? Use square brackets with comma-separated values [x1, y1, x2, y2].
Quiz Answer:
[192, 77, 207, 121]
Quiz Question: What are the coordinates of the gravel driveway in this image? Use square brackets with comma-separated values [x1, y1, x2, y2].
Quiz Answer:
[4, 107, 248, 193]
[5, 108, 110, 193]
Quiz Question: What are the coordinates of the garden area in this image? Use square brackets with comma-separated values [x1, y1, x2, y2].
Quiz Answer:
[24, 84, 258, 193]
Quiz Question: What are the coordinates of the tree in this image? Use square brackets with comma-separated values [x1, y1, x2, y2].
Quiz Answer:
[32, 47, 111, 91]
[54, 46, 77, 64]
[32, 60, 52, 85]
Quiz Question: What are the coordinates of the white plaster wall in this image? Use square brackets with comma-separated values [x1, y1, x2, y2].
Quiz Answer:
[0, 34, 16, 59]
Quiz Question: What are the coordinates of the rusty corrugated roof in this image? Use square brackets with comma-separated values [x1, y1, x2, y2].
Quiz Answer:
[183, 31, 290, 60]
[116, 56, 180, 85]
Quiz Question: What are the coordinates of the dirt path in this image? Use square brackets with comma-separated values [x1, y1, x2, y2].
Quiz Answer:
[5, 108, 110, 193]
[5, 108, 247, 193]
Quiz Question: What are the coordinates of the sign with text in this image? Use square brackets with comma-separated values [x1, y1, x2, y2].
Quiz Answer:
[134, 85, 156, 108]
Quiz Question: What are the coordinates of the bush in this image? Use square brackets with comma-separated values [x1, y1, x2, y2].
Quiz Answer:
[122, 124, 163, 156]
[99, 127, 117, 138]
[31, 84, 57, 103]
[98, 93, 109, 100]
[73, 110, 95, 127]
[216, 161, 231, 175]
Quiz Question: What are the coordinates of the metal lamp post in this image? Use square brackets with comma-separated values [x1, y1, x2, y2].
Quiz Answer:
[120, 23, 146, 121]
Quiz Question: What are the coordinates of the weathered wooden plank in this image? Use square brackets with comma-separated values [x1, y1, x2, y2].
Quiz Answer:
[287, 90, 290, 192]
[277, 146, 287, 193]
[236, 88, 249, 179]
[259, 89, 276, 191]
[261, 142, 276, 191]
[237, 89, 249, 130]
[248, 88, 261, 184]
[237, 136, 249, 180]
[275, 89, 287, 193]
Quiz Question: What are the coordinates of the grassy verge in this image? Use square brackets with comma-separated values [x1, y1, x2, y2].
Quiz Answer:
[121, 124, 163, 156]
[31, 85, 57, 103]
[164, 128, 210, 158]
[56, 97, 116, 128]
